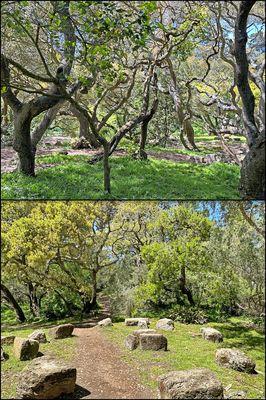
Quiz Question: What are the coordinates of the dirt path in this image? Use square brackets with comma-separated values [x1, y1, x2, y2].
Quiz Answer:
[1, 141, 247, 173]
[71, 326, 155, 399]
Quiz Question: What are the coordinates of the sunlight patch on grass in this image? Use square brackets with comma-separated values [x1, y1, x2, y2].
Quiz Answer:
[1, 156, 240, 200]
[102, 318, 265, 399]
[1, 326, 77, 399]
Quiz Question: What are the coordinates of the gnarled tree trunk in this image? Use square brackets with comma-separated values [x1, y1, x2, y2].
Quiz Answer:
[234, 1, 265, 199]
[13, 104, 35, 176]
[27, 282, 40, 317]
[167, 57, 199, 151]
[70, 104, 100, 147]
[179, 266, 195, 306]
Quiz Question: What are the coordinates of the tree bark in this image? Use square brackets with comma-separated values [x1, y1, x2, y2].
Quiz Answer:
[139, 120, 149, 159]
[103, 142, 111, 193]
[239, 136, 265, 199]
[167, 57, 199, 151]
[179, 266, 195, 306]
[31, 101, 65, 151]
[90, 270, 98, 308]
[1, 283, 26, 322]
[138, 95, 159, 160]
[234, 0, 258, 147]
[234, 0, 265, 199]
[69, 104, 100, 147]
[13, 105, 36, 176]
[27, 282, 40, 317]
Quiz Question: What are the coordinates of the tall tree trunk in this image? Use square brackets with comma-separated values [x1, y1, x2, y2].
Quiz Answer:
[240, 137, 265, 199]
[13, 106, 35, 176]
[234, 1, 265, 199]
[31, 101, 65, 151]
[90, 270, 98, 308]
[138, 95, 159, 159]
[103, 142, 111, 193]
[82, 270, 98, 313]
[167, 58, 199, 151]
[1, 97, 9, 126]
[28, 282, 40, 317]
[138, 120, 149, 159]
[1, 283, 26, 322]
[70, 104, 100, 147]
[179, 266, 195, 306]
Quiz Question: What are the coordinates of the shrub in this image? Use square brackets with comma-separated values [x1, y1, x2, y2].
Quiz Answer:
[169, 305, 208, 324]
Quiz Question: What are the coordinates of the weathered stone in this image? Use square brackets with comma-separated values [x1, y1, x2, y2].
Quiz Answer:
[156, 318, 175, 331]
[49, 324, 74, 339]
[216, 348, 256, 373]
[125, 334, 139, 351]
[201, 327, 223, 343]
[158, 368, 224, 399]
[13, 337, 39, 361]
[28, 330, 47, 343]
[125, 318, 150, 326]
[98, 318, 113, 327]
[139, 333, 167, 351]
[1, 335, 15, 345]
[133, 329, 157, 337]
[138, 319, 149, 329]
[72, 136, 91, 149]
[16, 355, 77, 399]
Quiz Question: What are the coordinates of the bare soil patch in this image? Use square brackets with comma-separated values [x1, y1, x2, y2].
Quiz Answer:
[71, 326, 155, 399]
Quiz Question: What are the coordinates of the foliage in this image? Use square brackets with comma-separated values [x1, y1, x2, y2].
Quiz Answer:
[1, 201, 264, 325]
[168, 305, 208, 324]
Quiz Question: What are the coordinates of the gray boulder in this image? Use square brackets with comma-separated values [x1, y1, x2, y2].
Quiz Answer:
[139, 333, 167, 351]
[13, 337, 39, 361]
[125, 334, 139, 351]
[125, 318, 150, 326]
[125, 329, 157, 350]
[1, 335, 15, 345]
[28, 330, 47, 343]
[201, 327, 223, 343]
[138, 319, 149, 329]
[133, 329, 157, 338]
[98, 318, 113, 327]
[49, 324, 74, 339]
[158, 368, 224, 399]
[156, 318, 175, 331]
[216, 348, 256, 373]
[16, 355, 77, 399]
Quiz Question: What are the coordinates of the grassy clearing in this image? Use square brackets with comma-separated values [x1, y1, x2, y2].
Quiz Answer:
[1, 155, 240, 200]
[102, 318, 265, 399]
[1, 325, 77, 399]
[195, 135, 247, 143]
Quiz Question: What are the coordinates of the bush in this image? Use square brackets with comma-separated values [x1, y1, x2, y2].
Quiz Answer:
[169, 305, 208, 324]
[251, 315, 265, 333]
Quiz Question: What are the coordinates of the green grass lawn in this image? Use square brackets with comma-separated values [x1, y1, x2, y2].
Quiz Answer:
[1, 317, 264, 399]
[1, 325, 77, 399]
[102, 318, 265, 399]
[195, 135, 247, 143]
[1, 154, 240, 200]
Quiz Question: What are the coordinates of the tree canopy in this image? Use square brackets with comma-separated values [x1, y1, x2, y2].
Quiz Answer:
[1, 1, 265, 198]
[1, 201, 264, 324]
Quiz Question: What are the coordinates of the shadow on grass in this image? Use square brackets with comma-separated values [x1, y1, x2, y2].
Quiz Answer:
[214, 321, 265, 350]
